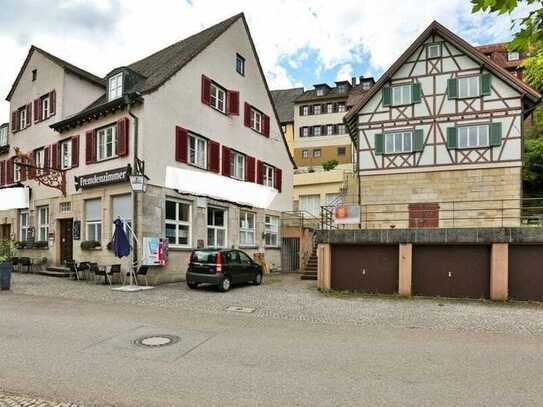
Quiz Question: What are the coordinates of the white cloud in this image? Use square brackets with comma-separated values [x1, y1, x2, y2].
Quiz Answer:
[336, 64, 354, 82]
[0, 0, 533, 120]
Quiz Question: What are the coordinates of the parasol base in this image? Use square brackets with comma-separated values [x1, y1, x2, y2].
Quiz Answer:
[111, 285, 154, 292]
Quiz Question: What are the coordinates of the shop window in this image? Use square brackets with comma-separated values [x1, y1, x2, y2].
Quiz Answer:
[240, 211, 255, 246]
[19, 210, 30, 241]
[37, 206, 49, 241]
[264, 215, 279, 247]
[207, 207, 227, 248]
[85, 199, 102, 242]
[165, 199, 191, 247]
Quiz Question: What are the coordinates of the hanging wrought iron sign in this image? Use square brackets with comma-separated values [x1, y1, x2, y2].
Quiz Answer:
[14, 147, 66, 196]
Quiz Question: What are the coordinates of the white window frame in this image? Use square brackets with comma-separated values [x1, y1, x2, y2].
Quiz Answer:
[337, 124, 346, 134]
[426, 43, 441, 59]
[327, 103, 333, 113]
[264, 215, 279, 247]
[250, 108, 262, 133]
[165, 199, 192, 248]
[507, 52, 520, 61]
[385, 131, 414, 154]
[37, 206, 49, 242]
[35, 148, 45, 174]
[302, 150, 309, 159]
[207, 207, 227, 248]
[457, 125, 489, 149]
[338, 84, 348, 94]
[239, 211, 256, 247]
[230, 151, 246, 181]
[14, 161, 21, 182]
[302, 127, 309, 137]
[236, 53, 245, 76]
[210, 83, 226, 113]
[326, 125, 334, 136]
[313, 126, 322, 137]
[391, 84, 412, 106]
[0, 127, 7, 147]
[108, 73, 123, 101]
[19, 108, 27, 129]
[263, 164, 275, 188]
[60, 139, 72, 170]
[96, 125, 117, 162]
[19, 210, 30, 241]
[313, 149, 321, 158]
[41, 95, 50, 119]
[316, 88, 324, 96]
[337, 103, 346, 113]
[313, 104, 322, 115]
[188, 134, 207, 169]
[458, 75, 480, 98]
[85, 199, 102, 242]
[302, 106, 309, 116]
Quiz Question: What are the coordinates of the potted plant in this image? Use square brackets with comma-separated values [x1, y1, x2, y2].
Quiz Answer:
[80, 240, 101, 251]
[0, 240, 13, 291]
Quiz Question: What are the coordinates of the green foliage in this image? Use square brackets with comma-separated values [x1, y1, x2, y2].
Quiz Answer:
[322, 159, 339, 171]
[0, 240, 13, 262]
[523, 137, 543, 196]
[523, 55, 543, 89]
[80, 240, 101, 250]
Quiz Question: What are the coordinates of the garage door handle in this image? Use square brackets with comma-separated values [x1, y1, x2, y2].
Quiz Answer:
[362, 268, 366, 276]
[448, 272, 452, 278]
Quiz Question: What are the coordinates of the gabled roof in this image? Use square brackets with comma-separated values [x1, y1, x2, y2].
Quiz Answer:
[345, 21, 541, 123]
[271, 87, 304, 123]
[127, 13, 243, 94]
[6, 46, 104, 101]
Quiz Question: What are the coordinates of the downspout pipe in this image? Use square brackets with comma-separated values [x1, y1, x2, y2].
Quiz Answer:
[127, 96, 140, 270]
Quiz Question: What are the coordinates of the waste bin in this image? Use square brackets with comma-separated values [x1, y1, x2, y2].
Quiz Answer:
[0, 262, 12, 290]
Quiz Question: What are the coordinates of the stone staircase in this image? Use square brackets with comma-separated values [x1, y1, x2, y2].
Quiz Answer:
[301, 245, 318, 280]
[42, 266, 71, 278]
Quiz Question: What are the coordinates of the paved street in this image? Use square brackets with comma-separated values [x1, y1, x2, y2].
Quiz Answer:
[1, 273, 543, 406]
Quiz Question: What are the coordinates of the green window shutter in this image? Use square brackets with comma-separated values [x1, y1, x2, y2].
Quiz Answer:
[375, 133, 384, 155]
[490, 122, 502, 146]
[447, 78, 458, 99]
[480, 73, 491, 96]
[413, 129, 424, 152]
[447, 127, 458, 149]
[412, 83, 422, 104]
[382, 87, 392, 107]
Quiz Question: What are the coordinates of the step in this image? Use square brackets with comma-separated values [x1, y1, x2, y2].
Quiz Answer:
[41, 266, 72, 278]
[301, 273, 317, 281]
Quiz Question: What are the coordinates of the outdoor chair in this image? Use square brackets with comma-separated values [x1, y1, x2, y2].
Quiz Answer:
[10, 257, 19, 272]
[65, 260, 79, 280]
[87, 263, 99, 282]
[124, 265, 149, 286]
[109, 264, 121, 284]
[19, 257, 32, 273]
[31, 257, 47, 273]
[92, 264, 112, 286]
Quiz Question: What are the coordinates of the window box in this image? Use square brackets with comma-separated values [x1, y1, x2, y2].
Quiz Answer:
[80, 240, 102, 251]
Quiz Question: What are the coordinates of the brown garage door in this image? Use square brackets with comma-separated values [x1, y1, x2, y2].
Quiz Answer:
[509, 245, 543, 301]
[413, 245, 490, 299]
[331, 245, 398, 294]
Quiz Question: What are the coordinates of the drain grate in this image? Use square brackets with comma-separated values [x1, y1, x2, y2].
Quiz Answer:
[226, 306, 256, 313]
[134, 335, 180, 348]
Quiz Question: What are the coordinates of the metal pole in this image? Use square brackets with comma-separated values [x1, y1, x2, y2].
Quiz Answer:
[128, 101, 139, 286]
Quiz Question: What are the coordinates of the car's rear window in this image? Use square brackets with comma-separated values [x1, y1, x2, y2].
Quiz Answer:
[191, 250, 219, 264]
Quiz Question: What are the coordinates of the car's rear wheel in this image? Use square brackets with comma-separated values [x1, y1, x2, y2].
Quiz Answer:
[187, 281, 198, 289]
[218, 276, 231, 292]
[253, 272, 263, 285]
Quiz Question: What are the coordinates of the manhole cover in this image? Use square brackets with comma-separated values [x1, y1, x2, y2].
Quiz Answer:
[134, 335, 180, 348]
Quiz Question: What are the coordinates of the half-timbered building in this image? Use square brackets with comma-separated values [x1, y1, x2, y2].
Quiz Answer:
[345, 21, 541, 228]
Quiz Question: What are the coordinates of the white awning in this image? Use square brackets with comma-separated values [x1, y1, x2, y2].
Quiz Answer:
[165, 167, 277, 209]
[0, 187, 30, 210]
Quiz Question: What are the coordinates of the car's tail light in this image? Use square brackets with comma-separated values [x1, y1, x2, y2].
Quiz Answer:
[215, 252, 223, 273]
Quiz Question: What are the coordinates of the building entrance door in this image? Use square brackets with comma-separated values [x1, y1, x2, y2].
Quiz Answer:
[59, 219, 73, 265]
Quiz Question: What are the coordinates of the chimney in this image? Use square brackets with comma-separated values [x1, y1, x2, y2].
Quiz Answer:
[351, 77, 357, 86]
[359, 75, 365, 84]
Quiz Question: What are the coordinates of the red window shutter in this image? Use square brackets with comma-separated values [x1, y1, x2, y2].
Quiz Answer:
[51, 143, 59, 169]
[28, 152, 36, 180]
[207, 140, 220, 173]
[85, 130, 95, 164]
[72, 135, 80, 168]
[245, 155, 256, 182]
[201, 75, 211, 105]
[116, 118, 129, 157]
[34, 99, 40, 123]
[6, 159, 13, 185]
[11, 112, 17, 132]
[44, 146, 51, 175]
[175, 126, 188, 163]
[26, 104, 32, 127]
[0, 161, 5, 186]
[50, 90, 56, 116]
[227, 91, 239, 115]
[256, 160, 264, 185]
[244, 103, 251, 127]
[263, 115, 270, 137]
[222, 146, 231, 176]
[274, 168, 282, 192]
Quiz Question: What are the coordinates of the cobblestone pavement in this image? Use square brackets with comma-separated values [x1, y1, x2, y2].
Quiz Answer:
[0, 392, 82, 406]
[7, 271, 543, 336]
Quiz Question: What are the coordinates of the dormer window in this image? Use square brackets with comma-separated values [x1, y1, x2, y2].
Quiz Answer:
[507, 52, 520, 61]
[108, 73, 123, 101]
[338, 84, 348, 94]
[32, 69, 37, 81]
[316, 88, 325, 96]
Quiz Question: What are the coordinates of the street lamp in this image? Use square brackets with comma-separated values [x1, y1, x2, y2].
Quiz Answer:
[129, 173, 148, 193]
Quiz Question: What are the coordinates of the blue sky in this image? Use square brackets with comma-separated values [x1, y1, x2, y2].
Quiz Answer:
[0, 0, 534, 121]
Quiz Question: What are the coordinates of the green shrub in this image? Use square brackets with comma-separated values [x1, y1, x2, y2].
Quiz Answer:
[80, 240, 101, 250]
[322, 159, 339, 171]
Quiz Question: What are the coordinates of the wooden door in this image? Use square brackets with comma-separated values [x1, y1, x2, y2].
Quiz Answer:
[59, 219, 73, 264]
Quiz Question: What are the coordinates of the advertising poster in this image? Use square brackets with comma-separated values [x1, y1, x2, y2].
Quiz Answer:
[334, 205, 361, 225]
